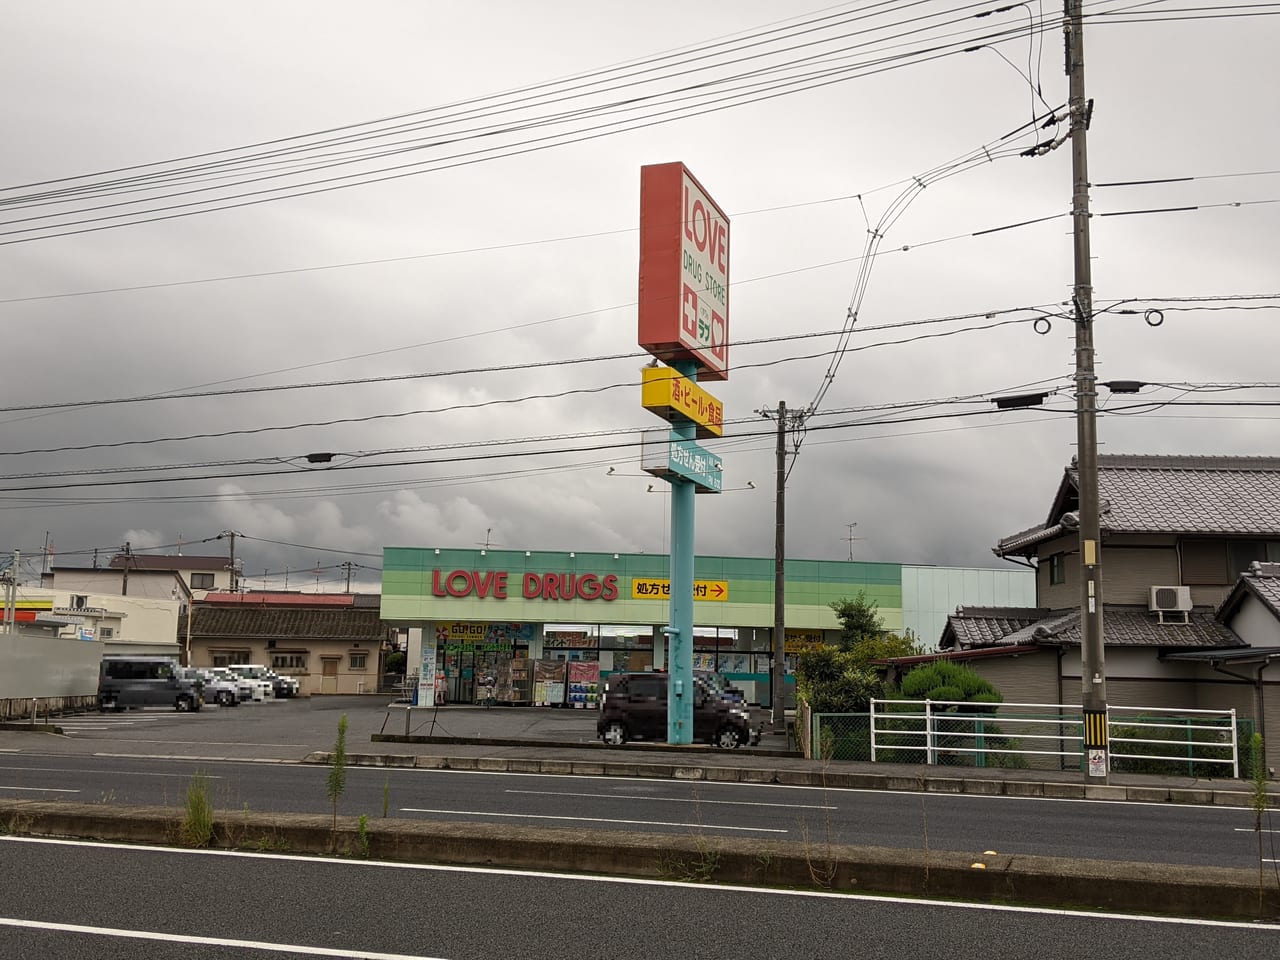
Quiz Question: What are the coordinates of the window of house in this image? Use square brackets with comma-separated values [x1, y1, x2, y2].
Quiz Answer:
[1048, 554, 1066, 585]
[212, 650, 251, 667]
[272, 653, 307, 671]
[349, 653, 367, 670]
[99, 627, 114, 639]
[1228, 540, 1280, 578]
[191, 572, 215, 589]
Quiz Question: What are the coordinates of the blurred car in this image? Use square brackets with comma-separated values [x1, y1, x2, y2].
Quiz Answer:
[178, 667, 239, 707]
[225, 665, 274, 701]
[597, 671, 757, 749]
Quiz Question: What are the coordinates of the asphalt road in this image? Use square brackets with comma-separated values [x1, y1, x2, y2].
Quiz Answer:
[1, 837, 1276, 960]
[0, 750, 1269, 869]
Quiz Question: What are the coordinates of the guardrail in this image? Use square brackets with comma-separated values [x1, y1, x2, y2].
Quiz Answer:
[807, 700, 1245, 776]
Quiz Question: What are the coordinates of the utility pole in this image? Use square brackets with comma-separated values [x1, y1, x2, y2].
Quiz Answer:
[220, 530, 239, 593]
[771, 401, 788, 732]
[120, 541, 132, 596]
[1066, 0, 1108, 782]
[4, 550, 18, 635]
[342, 561, 354, 593]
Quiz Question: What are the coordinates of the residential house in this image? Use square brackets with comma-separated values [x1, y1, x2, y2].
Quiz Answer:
[937, 454, 1280, 771]
[45, 553, 235, 662]
[189, 592, 390, 695]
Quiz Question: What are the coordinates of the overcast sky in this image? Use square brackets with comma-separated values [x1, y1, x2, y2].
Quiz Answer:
[2, 1, 1277, 593]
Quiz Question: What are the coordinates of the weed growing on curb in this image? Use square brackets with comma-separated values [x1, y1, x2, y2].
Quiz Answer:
[327, 713, 349, 843]
[1247, 733, 1276, 919]
[1, 812, 33, 836]
[179, 772, 214, 848]
[357, 814, 370, 858]
[658, 835, 721, 882]
[382, 776, 390, 818]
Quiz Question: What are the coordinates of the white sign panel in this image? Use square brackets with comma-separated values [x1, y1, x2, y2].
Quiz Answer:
[678, 170, 729, 373]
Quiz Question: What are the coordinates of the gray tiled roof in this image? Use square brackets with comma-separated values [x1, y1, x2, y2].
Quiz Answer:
[1007, 606, 1241, 648]
[191, 606, 385, 641]
[996, 455, 1280, 555]
[1239, 562, 1280, 619]
[944, 605, 1241, 650]
[942, 607, 1050, 649]
[1089, 455, 1280, 535]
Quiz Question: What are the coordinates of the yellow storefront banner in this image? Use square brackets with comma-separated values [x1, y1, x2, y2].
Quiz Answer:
[631, 578, 729, 601]
[784, 628, 827, 653]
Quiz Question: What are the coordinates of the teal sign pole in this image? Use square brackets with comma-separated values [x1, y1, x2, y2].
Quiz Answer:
[667, 359, 697, 743]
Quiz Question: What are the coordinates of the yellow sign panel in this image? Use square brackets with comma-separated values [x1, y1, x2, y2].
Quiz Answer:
[785, 628, 827, 653]
[641, 366, 724, 438]
[631, 578, 729, 601]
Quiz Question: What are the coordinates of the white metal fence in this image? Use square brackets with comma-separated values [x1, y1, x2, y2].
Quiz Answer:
[867, 699, 1239, 777]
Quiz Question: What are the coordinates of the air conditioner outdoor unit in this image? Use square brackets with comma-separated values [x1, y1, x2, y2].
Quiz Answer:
[1149, 585, 1192, 623]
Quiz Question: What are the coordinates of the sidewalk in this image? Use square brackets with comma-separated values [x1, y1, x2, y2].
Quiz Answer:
[328, 699, 1276, 808]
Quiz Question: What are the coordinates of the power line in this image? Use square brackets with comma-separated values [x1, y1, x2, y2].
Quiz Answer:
[0, 4, 1073, 244]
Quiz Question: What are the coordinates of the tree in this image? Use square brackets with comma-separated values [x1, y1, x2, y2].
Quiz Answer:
[794, 645, 879, 714]
[897, 660, 1003, 706]
[383, 651, 406, 676]
[829, 592, 924, 664]
[829, 592, 883, 651]
[890, 662, 1025, 768]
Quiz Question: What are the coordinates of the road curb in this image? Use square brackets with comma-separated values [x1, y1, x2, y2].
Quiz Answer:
[307, 752, 1278, 808]
[1, 799, 1276, 922]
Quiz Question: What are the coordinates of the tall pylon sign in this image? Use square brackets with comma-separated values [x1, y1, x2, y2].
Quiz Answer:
[637, 162, 729, 744]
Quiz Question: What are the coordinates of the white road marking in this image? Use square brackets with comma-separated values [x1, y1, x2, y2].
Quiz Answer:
[98, 740, 309, 747]
[5, 837, 1279, 932]
[0, 785, 79, 793]
[0, 917, 447, 959]
[1232, 827, 1280, 833]
[505, 787, 835, 810]
[0, 764, 221, 779]
[395, 767, 1254, 811]
[400, 806, 788, 833]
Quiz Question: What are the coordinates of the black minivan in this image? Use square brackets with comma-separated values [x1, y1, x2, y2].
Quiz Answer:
[596, 671, 757, 748]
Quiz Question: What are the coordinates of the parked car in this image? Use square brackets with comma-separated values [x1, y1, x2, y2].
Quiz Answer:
[205, 667, 256, 703]
[99, 656, 203, 712]
[224, 665, 274, 701]
[178, 667, 239, 707]
[597, 671, 757, 748]
[264, 670, 300, 698]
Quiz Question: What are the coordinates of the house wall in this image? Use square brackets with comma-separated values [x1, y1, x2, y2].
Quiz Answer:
[1228, 595, 1280, 646]
[1100, 548, 1180, 605]
[52, 569, 178, 601]
[960, 649, 1060, 704]
[189, 638, 381, 696]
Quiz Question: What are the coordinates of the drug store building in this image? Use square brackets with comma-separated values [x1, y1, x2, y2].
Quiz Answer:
[381, 548, 1034, 707]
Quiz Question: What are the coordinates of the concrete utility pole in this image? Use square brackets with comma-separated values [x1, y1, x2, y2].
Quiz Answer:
[4, 550, 18, 635]
[220, 530, 239, 593]
[120, 541, 132, 596]
[342, 561, 355, 593]
[1066, 0, 1109, 781]
[771, 401, 787, 731]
